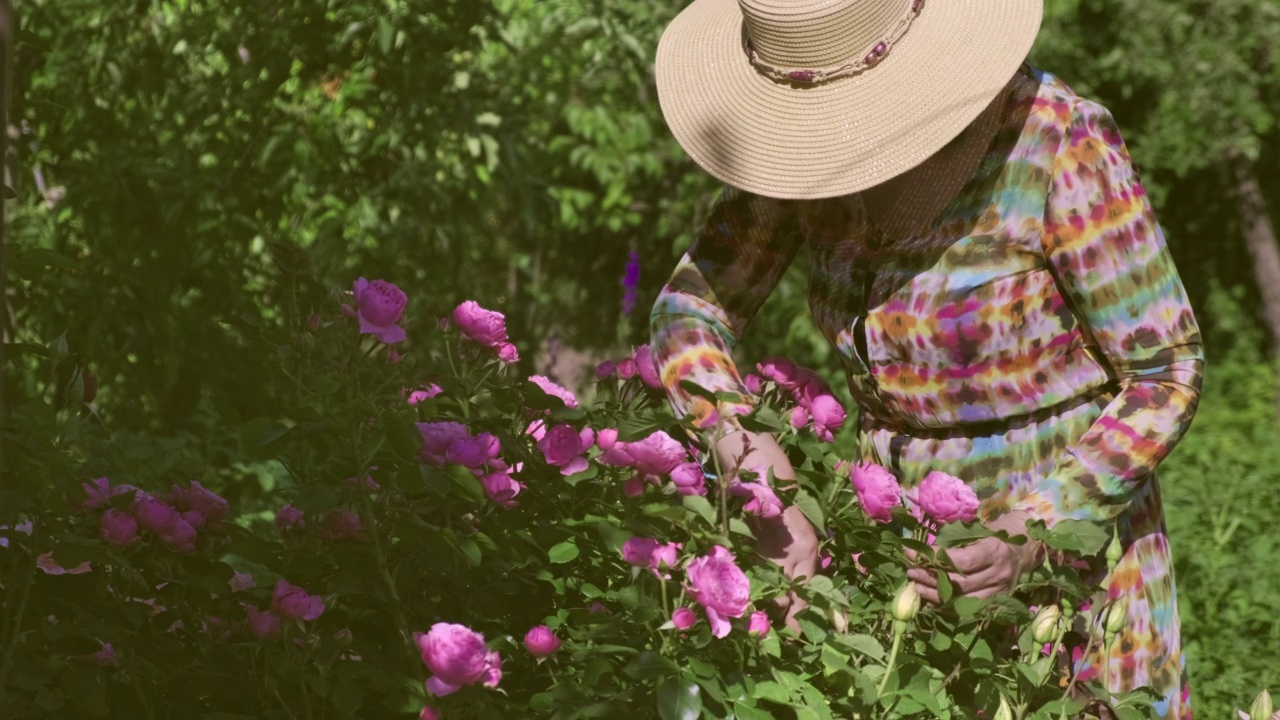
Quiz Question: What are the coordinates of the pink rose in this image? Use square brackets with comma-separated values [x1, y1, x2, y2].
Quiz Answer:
[416, 623, 490, 695]
[669, 462, 706, 497]
[808, 395, 846, 442]
[633, 345, 662, 389]
[353, 278, 408, 344]
[480, 465, 524, 508]
[444, 432, 501, 470]
[671, 607, 697, 630]
[747, 611, 771, 637]
[595, 428, 619, 452]
[756, 357, 802, 390]
[79, 477, 131, 510]
[728, 480, 784, 519]
[595, 360, 617, 379]
[916, 471, 979, 524]
[617, 430, 686, 478]
[170, 481, 229, 524]
[616, 357, 637, 379]
[180, 510, 205, 529]
[686, 546, 751, 638]
[790, 405, 810, 430]
[497, 342, 519, 364]
[622, 476, 646, 497]
[523, 625, 561, 658]
[537, 424, 594, 476]
[99, 509, 139, 546]
[245, 605, 282, 638]
[452, 301, 509, 349]
[649, 542, 681, 579]
[271, 579, 325, 621]
[850, 461, 902, 524]
[133, 495, 179, 533]
[320, 511, 365, 542]
[407, 384, 443, 405]
[420, 708, 440, 720]
[416, 421, 472, 466]
[621, 536, 660, 566]
[158, 517, 197, 554]
[529, 375, 578, 408]
[275, 504, 306, 534]
[481, 651, 502, 688]
[743, 374, 763, 394]
[229, 572, 256, 593]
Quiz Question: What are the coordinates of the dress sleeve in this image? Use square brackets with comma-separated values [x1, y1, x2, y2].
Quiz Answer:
[649, 186, 805, 434]
[1015, 100, 1205, 527]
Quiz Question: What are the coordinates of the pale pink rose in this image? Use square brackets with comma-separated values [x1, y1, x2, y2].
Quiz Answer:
[407, 384, 443, 405]
[807, 395, 847, 442]
[481, 651, 502, 688]
[480, 465, 524, 508]
[415, 623, 490, 695]
[353, 278, 408, 344]
[649, 542, 681, 579]
[671, 607, 697, 630]
[621, 536, 660, 566]
[36, 551, 92, 575]
[596, 428, 619, 451]
[523, 625, 561, 657]
[275, 504, 306, 534]
[747, 611, 771, 637]
[595, 360, 617, 379]
[229, 573, 256, 593]
[453, 301, 509, 348]
[850, 461, 902, 524]
[728, 480, 784, 519]
[444, 432, 501, 470]
[916, 471, 979, 524]
[669, 462, 706, 497]
[524, 418, 547, 442]
[320, 511, 365, 542]
[529, 375, 578, 408]
[497, 342, 519, 364]
[99, 509, 139, 546]
[537, 425, 594, 476]
[616, 357, 637, 379]
[245, 605, 282, 638]
[686, 546, 751, 638]
[417, 421, 471, 466]
[133, 495, 180, 534]
[622, 476, 646, 497]
[158, 518, 197, 554]
[170, 480, 229, 524]
[633, 345, 662, 389]
[271, 579, 325, 621]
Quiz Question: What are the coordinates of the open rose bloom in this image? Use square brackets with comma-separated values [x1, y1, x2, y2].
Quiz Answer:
[685, 545, 751, 638]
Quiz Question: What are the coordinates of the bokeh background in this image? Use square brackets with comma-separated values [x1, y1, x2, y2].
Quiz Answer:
[4, 0, 1279, 715]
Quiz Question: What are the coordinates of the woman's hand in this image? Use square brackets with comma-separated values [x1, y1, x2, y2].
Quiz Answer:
[906, 510, 1043, 605]
[715, 431, 819, 628]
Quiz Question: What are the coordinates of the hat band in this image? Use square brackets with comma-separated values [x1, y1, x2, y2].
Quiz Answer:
[744, 0, 925, 85]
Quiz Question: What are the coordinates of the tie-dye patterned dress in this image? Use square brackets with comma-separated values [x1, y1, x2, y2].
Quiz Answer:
[650, 65, 1202, 718]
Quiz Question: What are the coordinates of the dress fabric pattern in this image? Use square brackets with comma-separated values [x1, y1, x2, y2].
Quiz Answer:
[650, 65, 1202, 718]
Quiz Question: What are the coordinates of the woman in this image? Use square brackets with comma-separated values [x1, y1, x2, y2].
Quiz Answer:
[647, 0, 1202, 717]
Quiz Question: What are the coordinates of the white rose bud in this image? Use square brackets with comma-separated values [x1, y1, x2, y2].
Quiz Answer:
[1105, 530, 1124, 573]
[1249, 689, 1273, 720]
[1030, 604, 1063, 644]
[1103, 595, 1129, 636]
[892, 582, 921, 624]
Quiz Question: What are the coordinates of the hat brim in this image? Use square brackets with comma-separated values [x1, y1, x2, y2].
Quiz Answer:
[655, 0, 1043, 199]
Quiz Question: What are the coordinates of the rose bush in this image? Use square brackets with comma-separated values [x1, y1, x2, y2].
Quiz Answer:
[0, 279, 1178, 719]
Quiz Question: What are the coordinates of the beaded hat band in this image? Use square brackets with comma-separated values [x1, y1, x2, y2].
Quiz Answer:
[655, 0, 1044, 200]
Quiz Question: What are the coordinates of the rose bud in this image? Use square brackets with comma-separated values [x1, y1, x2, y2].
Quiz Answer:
[891, 582, 921, 624]
[1030, 604, 1063, 644]
[522, 625, 561, 658]
[1102, 595, 1129, 637]
[1250, 689, 1273, 720]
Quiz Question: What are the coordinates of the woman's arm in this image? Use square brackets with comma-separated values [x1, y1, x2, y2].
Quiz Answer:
[1016, 98, 1205, 527]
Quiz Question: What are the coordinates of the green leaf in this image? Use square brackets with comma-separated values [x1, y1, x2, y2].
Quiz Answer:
[17, 247, 77, 270]
[623, 651, 678, 680]
[832, 633, 885, 661]
[682, 495, 717, 527]
[237, 418, 289, 460]
[548, 541, 580, 564]
[935, 521, 995, 548]
[733, 704, 775, 720]
[792, 489, 825, 533]
[935, 567, 954, 604]
[1028, 519, 1110, 555]
[376, 16, 394, 54]
[752, 680, 791, 705]
[332, 682, 364, 715]
[657, 678, 702, 720]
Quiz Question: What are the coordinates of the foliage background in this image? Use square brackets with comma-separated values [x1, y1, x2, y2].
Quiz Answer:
[4, 0, 1279, 716]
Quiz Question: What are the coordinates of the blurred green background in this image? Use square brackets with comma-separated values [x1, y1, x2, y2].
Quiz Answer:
[5, 0, 1279, 714]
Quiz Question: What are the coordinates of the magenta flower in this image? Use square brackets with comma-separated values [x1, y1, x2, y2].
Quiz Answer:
[420, 708, 440, 720]
[320, 511, 365, 542]
[523, 625, 561, 658]
[170, 480, 229, 524]
[229, 572, 256, 593]
[497, 342, 519, 364]
[99, 509, 139, 546]
[622, 476, 646, 497]
[595, 360, 617, 379]
[728, 480, 784, 519]
[790, 405, 810, 430]
[271, 579, 325, 621]
[596, 428, 618, 451]
[616, 357, 637, 379]
[133, 495, 180, 533]
[529, 375, 578, 408]
[416, 623, 491, 696]
[158, 518, 197, 554]
[621, 536, 660, 566]
[481, 651, 502, 688]
[756, 357, 803, 391]
[79, 477, 135, 510]
[747, 611, 771, 637]
[275, 504, 306, 534]
[649, 542, 681, 579]
[743, 374, 763, 394]
[480, 464, 524, 508]
[537, 424, 594, 476]
[453, 301, 508, 349]
[850, 461, 902, 524]
[916, 471, 979, 524]
[807, 394, 846, 442]
[600, 430, 686, 478]
[669, 462, 707, 497]
[444, 432, 501, 470]
[417, 422, 471, 466]
[633, 345, 662, 389]
[352, 278, 408, 344]
[245, 605, 283, 638]
[406, 384, 443, 405]
[686, 546, 751, 638]
[671, 607, 697, 630]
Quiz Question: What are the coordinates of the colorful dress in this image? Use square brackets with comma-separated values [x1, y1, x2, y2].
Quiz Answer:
[650, 65, 1202, 718]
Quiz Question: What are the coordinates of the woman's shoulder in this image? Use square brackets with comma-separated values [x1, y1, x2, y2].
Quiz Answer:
[1021, 65, 1122, 145]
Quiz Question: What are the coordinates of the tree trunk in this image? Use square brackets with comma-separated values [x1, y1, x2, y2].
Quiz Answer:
[1229, 153, 1280, 418]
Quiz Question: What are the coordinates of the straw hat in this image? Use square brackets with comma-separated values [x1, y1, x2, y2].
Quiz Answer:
[655, 0, 1043, 200]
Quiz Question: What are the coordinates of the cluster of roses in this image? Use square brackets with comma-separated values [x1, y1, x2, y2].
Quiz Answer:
[241, 578, 326, 639]
[747, 356, 848, 443]
[620, 540, 768, 640]
[84, 476, 229, 554]
[412, 621, 562, 716]
[594, 343, 663, 390]
[846, 461, 979, 526]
